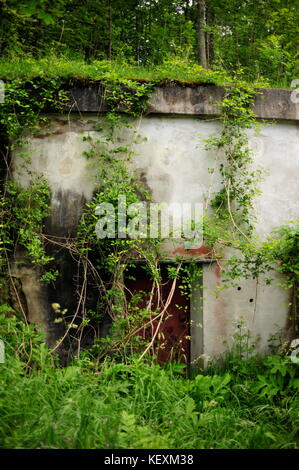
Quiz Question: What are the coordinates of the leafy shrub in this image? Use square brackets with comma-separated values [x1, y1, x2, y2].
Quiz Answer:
[0, 313, 298, 449]
[254, 356, 299, 399]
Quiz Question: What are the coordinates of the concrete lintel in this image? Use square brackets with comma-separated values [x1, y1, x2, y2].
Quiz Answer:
[69, 84, 299, 121]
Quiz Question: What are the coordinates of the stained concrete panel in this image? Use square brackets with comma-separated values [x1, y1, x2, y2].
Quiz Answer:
[12, 109, 299, 358]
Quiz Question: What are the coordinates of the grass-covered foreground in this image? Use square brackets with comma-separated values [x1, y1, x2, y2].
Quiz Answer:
[0, 313, 298, 450]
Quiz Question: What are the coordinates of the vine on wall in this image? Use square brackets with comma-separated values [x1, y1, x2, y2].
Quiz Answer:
[204, 84, 263, 239]
[0, 76, 298, 363]
[48, 81, 197, 362]
[0, 78, 70, 310]
[203, 83, 299, 341]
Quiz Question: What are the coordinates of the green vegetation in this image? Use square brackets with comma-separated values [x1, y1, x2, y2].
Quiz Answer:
[204, 84, 263, 236]
[0, 313, 298, 449]
[0, 0, 298, 87]
[0, 0, 299, 451]
[0, 56, 232, 85]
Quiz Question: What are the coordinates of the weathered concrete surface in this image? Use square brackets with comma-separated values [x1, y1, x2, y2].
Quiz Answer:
[70, 84, 299, 120]
[203, 265, 289, 359]
[12, 120, 100, 351]
[12, 85, 299, 359]
[9, 256, 59, 346]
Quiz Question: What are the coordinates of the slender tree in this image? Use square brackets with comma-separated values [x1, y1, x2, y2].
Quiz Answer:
[197, 0, 207, 68]
[108, 0, 112, 61]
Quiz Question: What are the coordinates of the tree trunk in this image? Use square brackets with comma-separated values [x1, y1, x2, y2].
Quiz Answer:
[108, 0, 112, 61]
[206, 4, 214, 67]
[197, 0, 207, 68]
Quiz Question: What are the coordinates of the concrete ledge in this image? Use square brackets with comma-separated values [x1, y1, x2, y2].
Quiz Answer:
[69, 84, 299, 121]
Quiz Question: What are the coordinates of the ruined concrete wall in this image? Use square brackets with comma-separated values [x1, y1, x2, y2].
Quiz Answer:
[12, 85, 299, 359]
[71, 84, 299, 120]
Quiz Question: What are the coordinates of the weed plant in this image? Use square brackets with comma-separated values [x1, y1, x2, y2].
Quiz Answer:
[0, 313, 298, 449]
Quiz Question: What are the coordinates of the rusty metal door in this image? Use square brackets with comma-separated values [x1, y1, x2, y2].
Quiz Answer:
[125, 265, 190, 364]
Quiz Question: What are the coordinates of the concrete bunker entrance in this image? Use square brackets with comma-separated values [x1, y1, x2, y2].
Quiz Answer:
[124, 261, 204, 364]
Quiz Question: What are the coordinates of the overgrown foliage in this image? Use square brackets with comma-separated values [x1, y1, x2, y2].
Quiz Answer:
[205, 84, 263, 235]
[48, 94, 195, 360]
[0, 76, 70, 299]
[0, 0, 298, 453]
[0, 0, 298, 86]
[201, 84, 299, 337]
[0, 71, 298, 360]
[0, 313, 298, 449]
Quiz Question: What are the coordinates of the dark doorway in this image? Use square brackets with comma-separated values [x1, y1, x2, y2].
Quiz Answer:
[125, 264, 190, 364]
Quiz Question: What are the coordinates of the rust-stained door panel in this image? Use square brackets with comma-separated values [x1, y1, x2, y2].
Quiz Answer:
[125, 265, 190, 364]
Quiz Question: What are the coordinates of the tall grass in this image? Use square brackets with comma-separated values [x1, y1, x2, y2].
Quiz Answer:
[0, 56, 274, 88]
[0, 313, 298, 449]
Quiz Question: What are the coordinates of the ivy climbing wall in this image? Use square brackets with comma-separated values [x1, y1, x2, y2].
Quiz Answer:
[12, 85, 299, 360]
